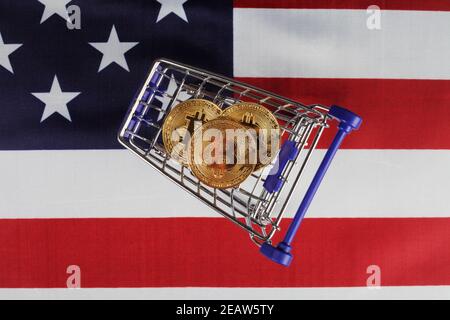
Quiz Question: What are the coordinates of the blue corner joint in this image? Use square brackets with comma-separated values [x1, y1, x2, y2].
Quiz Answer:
[261, 105, 362, 267]
[263, 140, 299, 193]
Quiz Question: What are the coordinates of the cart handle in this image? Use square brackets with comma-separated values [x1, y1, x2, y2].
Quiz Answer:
[260, 105, 362, 267]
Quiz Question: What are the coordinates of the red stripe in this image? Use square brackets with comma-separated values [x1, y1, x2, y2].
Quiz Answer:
[236, 78, 450, 149]
[1, 218, 449, 288]
[234, 0, 450, 11]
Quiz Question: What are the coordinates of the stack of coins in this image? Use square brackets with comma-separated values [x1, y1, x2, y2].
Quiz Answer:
[162, 99, 280, 189]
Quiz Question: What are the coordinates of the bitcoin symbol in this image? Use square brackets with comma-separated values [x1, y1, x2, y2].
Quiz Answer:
[162, 99, 222, 165]
[183, 111, 206, 147]
[241, 112, 255, 126]
[189, 118, 256, 189]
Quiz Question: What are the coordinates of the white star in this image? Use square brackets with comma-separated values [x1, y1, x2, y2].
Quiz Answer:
[0, 32, 22, 74]
[31, 75, 81, 122]
[38, 0, 72, 24]
[156, 75, 191, 121]
[156, 0, 189, 23]
[89, 25, 139, 72]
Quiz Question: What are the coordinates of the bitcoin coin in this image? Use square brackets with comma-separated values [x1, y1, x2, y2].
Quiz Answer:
[189, 118, 256, 189]
[162, 99, 222, 165]
[221, 102, 280, 171]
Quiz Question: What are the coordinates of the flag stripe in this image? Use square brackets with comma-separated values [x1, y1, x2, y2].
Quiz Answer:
[234, 0, 450, 11]
[237, 77, 450, 149]
[1, 150, 450, 219]
[233, 9, 450, 79]
[1, 218, 449, 288]
[1, 286, 450, 300]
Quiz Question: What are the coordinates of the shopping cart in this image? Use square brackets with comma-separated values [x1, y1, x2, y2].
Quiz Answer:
[118, 58, 362, 267]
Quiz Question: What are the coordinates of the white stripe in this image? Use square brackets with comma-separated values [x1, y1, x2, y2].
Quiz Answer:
[0, 149, 449, 218]
[233, 9, 450, 79]
[0, 286, 449, 300]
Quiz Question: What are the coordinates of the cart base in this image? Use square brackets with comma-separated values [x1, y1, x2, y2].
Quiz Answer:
[260, 242, 293, 267]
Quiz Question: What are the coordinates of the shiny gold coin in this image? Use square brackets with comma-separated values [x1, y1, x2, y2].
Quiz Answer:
[189, 118, 256, 189]
[162, 99, 222, 164]
[221, 102, 280, 171]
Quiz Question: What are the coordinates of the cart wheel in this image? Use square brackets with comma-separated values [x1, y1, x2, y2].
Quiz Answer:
[260, 242, 293, 267]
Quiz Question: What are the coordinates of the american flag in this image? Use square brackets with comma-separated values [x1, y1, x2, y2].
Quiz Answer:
[0, 0, 449, 299]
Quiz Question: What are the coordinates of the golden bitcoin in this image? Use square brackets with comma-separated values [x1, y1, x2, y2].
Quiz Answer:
[162, 99, 222, 165]
[221, 102, 280, 171]
[189, 118, 256, 189]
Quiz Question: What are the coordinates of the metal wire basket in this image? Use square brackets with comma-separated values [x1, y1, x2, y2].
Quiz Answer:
[118, 58, 362, 266]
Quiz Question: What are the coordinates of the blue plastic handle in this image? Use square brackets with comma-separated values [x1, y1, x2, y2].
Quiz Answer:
[261, 105, 362, 267]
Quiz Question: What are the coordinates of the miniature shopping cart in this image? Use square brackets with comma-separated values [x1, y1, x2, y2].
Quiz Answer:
[118, 59, 362, 267]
